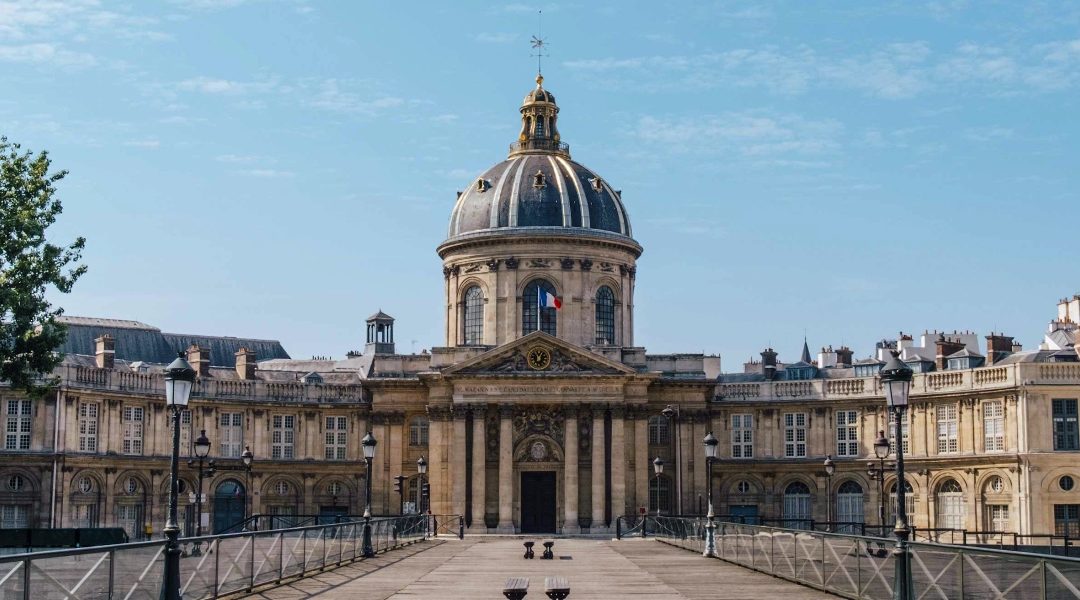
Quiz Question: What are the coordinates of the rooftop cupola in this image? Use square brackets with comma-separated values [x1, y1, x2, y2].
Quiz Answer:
[365, 310, 395, 355]
[511, 74, 568, 157]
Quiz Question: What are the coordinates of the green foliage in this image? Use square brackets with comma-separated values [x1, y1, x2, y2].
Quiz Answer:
[0, 136, 86, 395]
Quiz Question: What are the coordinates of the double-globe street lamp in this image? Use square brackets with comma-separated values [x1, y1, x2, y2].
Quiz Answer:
[702, 432, 718, 557]
[824, 455, 835, 532]
[361, 432, 377, 558]
[881, 352, 915, 600]
[160, 352, 195, 600]
[867, 431, 891, 530]
[189, 430, 215, 556]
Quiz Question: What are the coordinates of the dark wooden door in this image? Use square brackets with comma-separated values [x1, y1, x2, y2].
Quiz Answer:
[520, 471, 557, 533]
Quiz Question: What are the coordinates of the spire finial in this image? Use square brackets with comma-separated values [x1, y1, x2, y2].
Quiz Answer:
[530, 9, 548, 79]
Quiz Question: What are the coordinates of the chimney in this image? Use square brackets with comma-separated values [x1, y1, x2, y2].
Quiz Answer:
[1012, 340, 1023, 354]
[985, 332, 1015, 365]
[836, 346, 854, 368]
[94, 334, 115, 369]
[187, 344, 210, 377]
[760, 347, 778, 381]
[935, 334, 965, 371]
[235, 347, 256, 380]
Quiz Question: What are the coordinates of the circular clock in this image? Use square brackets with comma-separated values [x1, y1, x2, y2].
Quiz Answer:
[527, 347, 552, 370]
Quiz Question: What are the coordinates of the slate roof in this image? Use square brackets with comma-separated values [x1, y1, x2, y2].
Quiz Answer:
[56, 316, 290, 367]
[947, 348, 984, 359]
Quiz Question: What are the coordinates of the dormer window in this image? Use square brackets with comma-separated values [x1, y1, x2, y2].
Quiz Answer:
[532, 170, 546, 188]
[476, 178, 490, 192]
[592, 177, 604, 192]
[301, 372, 323, 385]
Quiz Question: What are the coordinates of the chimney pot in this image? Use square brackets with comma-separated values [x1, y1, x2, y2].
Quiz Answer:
[94, 334, 115, 370]
[187, 344, 210, 377]
[235, 347, 256, 380]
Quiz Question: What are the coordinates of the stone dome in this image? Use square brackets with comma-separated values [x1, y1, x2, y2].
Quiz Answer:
[444, 75, 634, 243]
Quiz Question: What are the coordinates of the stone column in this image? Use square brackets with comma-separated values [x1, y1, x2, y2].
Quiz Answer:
[634, 407, 649, 513]
[562, 405, 579, 533]
[426, 407, 448, 514]
[610, 406, 627, 523]
[470, 405, 487, 531]
[451, 407, 467, 518]
[591, 406, 606, 530]
[497, 404, 515, 532]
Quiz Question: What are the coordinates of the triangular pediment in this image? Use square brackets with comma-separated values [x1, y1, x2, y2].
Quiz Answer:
[442, 331, 636, 375]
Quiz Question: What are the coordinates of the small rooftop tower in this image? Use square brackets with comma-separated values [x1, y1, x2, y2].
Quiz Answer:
[366, 310, 395, 355]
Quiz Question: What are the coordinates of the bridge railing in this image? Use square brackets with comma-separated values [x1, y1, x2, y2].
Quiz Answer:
[650, 517, 1080, 599]
[0, 515, 438, 600]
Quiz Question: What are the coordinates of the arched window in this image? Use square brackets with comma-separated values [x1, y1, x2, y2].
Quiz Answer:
[407, 477, 430, 514]
[887, 481, 915, 524]
[595, 286, 616, 345]
[522, 280, 557, 337]
[936, 478, 965, 530]
[648, 415, 670, 446]
[836, 480, 865, 533]
[409, 417, 429, 446]
[649, 474, 672, 515]
[783, 481, 812, 529]
[463, 286, 484, 345]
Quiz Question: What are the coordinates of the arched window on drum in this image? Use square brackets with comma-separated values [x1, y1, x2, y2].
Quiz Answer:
[595, 286, 616, 345]
[522, 279, 558, 337]
[462, 286, 484, 346]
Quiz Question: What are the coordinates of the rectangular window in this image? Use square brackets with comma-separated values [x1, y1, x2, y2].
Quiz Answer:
[983, 400, 1004, 452]
[784, 412, 807, 458]
[122, 406, 144, 455]
[986, 505, 1009, 532]
[72, 504, 98, 528]
[169, 409, 192, 457]
[836, 410, 859, 457]
[1054, 399, 1079, 451]
[78, 402, 99, 452]
[0, 505, 29, 528]
[731, 414, 753, 458]
[936, 404, 959, 454]
[1055, 504, 1080, 537]
[648, 416, 670, 446]
[220, 412, 244, 458]
[5, 399, 32, 451]
[116, 504, 142, 541]
[325, 416, 347, 460]
[272, 414, 295, 459]
[888, 410, 910, 455]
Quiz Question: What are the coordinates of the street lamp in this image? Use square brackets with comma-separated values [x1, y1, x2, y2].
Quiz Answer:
[652, 457, 664, 518]
[361, 432, 377, 557]
[823, 455, 835, 532]
[188, 429, 215, 555]
[240, 446, 253, 527]
[160, 352, 195, 600]
[868, 430, 891, 529]
[881, 352, 914, 600]
[702, 432, 718, 557]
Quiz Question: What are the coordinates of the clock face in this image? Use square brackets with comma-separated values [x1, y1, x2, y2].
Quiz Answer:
[527, 347, 552, 370]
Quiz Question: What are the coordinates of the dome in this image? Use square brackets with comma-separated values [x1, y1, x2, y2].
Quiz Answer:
[444, 75, 634, 243]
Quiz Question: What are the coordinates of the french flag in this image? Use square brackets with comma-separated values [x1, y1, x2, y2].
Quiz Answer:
[538, 289, 562, 310]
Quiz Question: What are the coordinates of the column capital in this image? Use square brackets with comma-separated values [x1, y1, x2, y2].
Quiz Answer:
[427, 405, 453, 421]
[499, 404, 515, 419]
[590, 404, 607, 418]
[610, 405, 626, 419]
[468, 403, 489, 417]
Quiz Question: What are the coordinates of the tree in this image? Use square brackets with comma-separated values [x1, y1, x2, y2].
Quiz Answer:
[1, 136, 86, 395]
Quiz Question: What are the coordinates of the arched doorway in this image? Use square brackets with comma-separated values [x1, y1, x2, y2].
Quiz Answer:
[936, 478, 965, 530]
[783, 481, 811, 529]
[836, 480, 865, 533]
[213, 480, 246, 533]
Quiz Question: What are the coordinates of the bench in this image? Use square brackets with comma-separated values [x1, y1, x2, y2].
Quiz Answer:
[541, 540, 555, 560]
[503, 576, 529, 600]
[544, 576, 570, 599]
[523, 540, 535, 559]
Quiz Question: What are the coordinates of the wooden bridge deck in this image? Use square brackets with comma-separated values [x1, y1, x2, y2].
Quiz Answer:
[247, 537, 837, 599]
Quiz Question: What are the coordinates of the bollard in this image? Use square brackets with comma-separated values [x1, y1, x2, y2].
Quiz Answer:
[459, 515, 465, 540]
[616, 517, 622, 540]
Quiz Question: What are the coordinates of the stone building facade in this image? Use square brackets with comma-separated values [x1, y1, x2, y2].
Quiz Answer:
[2, 76, 1080, 540]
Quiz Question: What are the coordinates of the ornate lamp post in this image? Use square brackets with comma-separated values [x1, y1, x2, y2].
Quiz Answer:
[823, 455, 835, 532]
[702, 432, 719, 557]
[416, 455, 428, 536]
[188, 430, 215, 555]
[361, 432, 377, 557]
[661, 405, 681, 513]
[867, 430, 891, 529]
[652, 457, 664, 517]
[881, 353, 914, 600]
[160, 352, 195, 600]
[240, 446, 253, 527]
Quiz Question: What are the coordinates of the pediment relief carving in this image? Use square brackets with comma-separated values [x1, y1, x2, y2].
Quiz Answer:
[442, 331, 635, 376]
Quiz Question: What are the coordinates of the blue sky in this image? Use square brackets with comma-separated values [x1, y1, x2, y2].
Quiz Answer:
[3, 1, 1078, 365]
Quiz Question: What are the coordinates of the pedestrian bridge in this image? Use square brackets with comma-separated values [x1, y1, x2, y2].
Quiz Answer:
[3, 516, 1080, 599]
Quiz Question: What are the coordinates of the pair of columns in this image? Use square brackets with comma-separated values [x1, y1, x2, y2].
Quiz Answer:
[455, 404, 627, 533]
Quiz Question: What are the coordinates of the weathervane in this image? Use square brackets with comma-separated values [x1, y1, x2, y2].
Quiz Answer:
[530, 9, 548, 78]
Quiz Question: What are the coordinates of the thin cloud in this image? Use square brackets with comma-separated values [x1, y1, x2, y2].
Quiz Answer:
[124, 139, 160, 148]
[474, 32, 518, 44]
[234, 168, 294, 178]
[0, 43, 96, 67]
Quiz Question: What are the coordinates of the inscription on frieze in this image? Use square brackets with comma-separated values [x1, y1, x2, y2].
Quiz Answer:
[458, 384, 621, 396]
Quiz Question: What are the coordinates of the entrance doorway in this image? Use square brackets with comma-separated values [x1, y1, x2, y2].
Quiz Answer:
[319, 505, 349, 525]
[213, 480, 246, 533]
[520, 471, 556, 534]
[728, 504, 760, 525]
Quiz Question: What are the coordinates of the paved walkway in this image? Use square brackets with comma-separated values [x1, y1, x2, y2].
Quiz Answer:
[247, 537, 836, 599]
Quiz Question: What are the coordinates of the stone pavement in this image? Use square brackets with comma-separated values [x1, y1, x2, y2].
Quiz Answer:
[247, 537, 837, 599]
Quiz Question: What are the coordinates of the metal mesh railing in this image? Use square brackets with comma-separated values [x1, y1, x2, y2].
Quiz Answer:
[0, 515, 440, 600]
[652, 517, 1080, 599]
